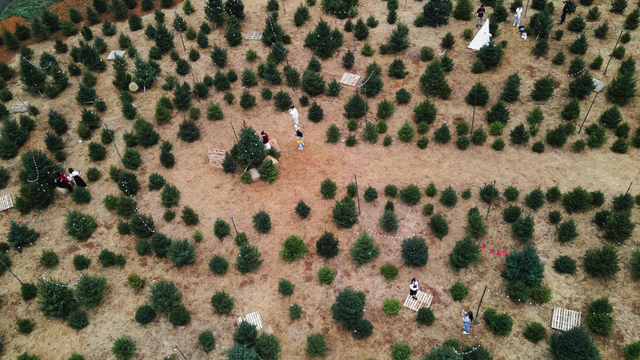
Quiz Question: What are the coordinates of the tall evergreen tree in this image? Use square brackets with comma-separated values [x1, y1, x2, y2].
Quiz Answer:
[30, 18, 49, 42]
[141, 0, 154, 11]
[225, 15, 242, 47]
[386, 23, 410, 53]
[500, 72, 521, 102]
[205, 0, 226, 26]
[20, 57, 46, 94]
[261, 15, 287, 45]
[173, 82, 192, 110]
[568, 71, 595, 100]
[111, 0, 129, 19]
[44, 63, 69, 98]
[453, 0, 473, 20]
[607, 73, 637, 106]
[231, 126, 265, 168]
[225, 0, 245, 19]
[419, 60, 451, 99]
[112, 56, 132, 90]
[154, 23, 175, 53]
[133, 56, 158, 93]
[304, 20, 343, 59]
[173, 14, 187, 32]
[354, 19, 368, 40]
[41, 10, 60, 33]
[423, 0, 452, 27]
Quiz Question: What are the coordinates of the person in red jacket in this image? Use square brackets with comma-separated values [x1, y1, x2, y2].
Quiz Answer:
[56, 171, 74, 193]
[476, 5, 486, 28]
[261, 131, 271, 150]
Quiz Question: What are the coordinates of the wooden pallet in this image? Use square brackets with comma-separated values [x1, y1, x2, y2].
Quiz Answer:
[237, 311, 263, 330]
[269, 139, 281, 152]
[592, 78, 607, 93]
[10, 101, 29, 114]
[403, 290, 433, 312]
[0, 194, 13, 211]
[551, 307, 582, 331]
[339, 73, 361, 87]
[208, 149, 226, 168]
[107, 50, 126, 60]
[245, 31, 263, 40]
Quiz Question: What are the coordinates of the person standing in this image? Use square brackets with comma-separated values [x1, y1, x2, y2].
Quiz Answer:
[476, 5, 486, 28]
[68, 168, 87, 188]
[295, 127, 304, 150]
[261, 131, 271, 150]
[288, 105, 299, 126]
[409, 278, 419, 300]
[462, 310, 473, 334]
[513, 6, 523, 27]
[560, 0, 572, 24]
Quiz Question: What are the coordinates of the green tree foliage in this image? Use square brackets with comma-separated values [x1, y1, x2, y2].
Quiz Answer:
[331, 288, 366, 330]
[401, 237, 429, 266]
[419, 60, 451, 99]
[423, 0, 452, 26]
[304, 20, 343, 59]
[504, 244, 544, 286]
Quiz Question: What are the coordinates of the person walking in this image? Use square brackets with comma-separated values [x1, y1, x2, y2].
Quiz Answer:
[462, 310, 474, 334]
[409, 278, 419, 300]
[513, 6, 523, 27]
[56, 171, 74, 193]
[476, 5, 486, 28]
[559, 0, 572, 24]
[261, 131, 271, 150]
[288, 105, 299, 126]
[68, 168, 87, 188]
[295, 127, 304, 150]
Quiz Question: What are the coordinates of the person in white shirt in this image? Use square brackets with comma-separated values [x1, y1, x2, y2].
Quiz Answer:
[409, 278, 419, 300]
[513, 6, 523, 27]
[288, 105, 299, 126]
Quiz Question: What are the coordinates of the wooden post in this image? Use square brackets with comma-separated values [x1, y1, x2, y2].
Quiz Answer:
[578, 92, 599, 133]
[354, 173, 361, 215]
[625, 181, 633, 195]
[603, 31, 623, 75]
[0, 258, 22, 284]
[473, 286, 488, 325]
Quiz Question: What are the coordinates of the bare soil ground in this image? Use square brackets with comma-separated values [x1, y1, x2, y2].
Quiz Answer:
[0, 0, 639, 359]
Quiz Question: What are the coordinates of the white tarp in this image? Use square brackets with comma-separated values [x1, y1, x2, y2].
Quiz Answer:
[468, 18, 492, 51]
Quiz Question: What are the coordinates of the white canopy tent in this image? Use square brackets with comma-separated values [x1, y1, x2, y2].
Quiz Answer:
[468, 18, 492, 51]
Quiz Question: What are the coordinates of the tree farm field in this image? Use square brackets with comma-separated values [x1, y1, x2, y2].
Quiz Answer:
[0, 0, 640, 358]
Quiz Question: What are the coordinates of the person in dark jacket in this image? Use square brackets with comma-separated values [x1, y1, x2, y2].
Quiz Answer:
[476, 5, 486, 28]
[560, 0, 572, 24]
[68, 168, 87, 188]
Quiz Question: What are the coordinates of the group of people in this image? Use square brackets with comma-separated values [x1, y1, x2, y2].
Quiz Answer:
[409, 278, 474, 335]
[474, 1, 572, 29]
[54, 168, 86, 193]
[260, 105, 305, 152]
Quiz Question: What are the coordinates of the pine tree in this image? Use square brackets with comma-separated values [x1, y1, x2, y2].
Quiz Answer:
[155, 24, 175, 53]
[20, 57, 46, 94]
[500, 72, 520, 102]
[173, 14, 187, 32]
[225, 0, 245, 19]
[263, 61, 281, 85]
[112, 56, 131, 90]
[453, 0, 473, 20]
[30, 18, 49, 42]
[111, 0, 129, 19]
[41, 10, 60, 32]
[211, 46, 227, 67]
[478, 42, 504, 68]
[344, 94, 368, 118]
[197, 30, 209, 48]
[45, 64, 69, 98]
[607, 73, 636, 106]
[232, 126, 265, 167]
[419, 60, 451, 99]
[386, 23, 410, 53]
[304, 20, 343, 59]
[261, 15, 288, 45]
[510, 124, 530, 145]
[301, 70, 325, 96]
[568, 71, 595, 100]
[225, 15, 242, 47]
[624, 9, 639, 30]
[173, 82, 192, 110]
[561, 98, 580, 120]
[531, 10, 553, 38]
[354, 19, 369, 40]
[531, 75, 555, 101]
[2, 30, 19, 51]
[569, 33, 588, 55]
[423, 0, 452, 27]
[465, 82, 489, 106]
[133, 56, 158, 93]
[141, 0, 154, 11]
[204, 0, 225, 26]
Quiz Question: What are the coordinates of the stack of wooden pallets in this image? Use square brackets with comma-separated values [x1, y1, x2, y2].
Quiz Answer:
[403, 290, 433, 312]
[551, 307, 582, 331]
[0, 194, 13, 211]
[208, 149, 226, 168]
[339, 73, 361, 87]
[237, 311, 263, 330]
[245, 31, 263, 40]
